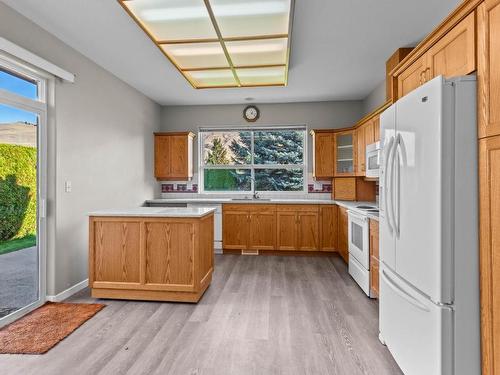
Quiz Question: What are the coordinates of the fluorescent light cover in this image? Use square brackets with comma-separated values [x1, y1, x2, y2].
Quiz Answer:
[141, 2, 287, 21]
[119, 0, 293, 88]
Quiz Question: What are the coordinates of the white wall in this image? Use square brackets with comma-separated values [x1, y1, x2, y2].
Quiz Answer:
[361, 80, 386, 116]
[0, 3, 161, 295]
[161, 101, 363, 176]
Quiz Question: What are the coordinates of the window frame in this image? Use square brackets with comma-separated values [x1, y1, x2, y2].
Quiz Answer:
[198, 125, 308, 194]
[0, 53, 49, 328]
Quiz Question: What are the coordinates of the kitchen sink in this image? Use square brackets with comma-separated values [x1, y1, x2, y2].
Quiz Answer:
[356, 205, 376, 209]
[231, 198, 272, 201]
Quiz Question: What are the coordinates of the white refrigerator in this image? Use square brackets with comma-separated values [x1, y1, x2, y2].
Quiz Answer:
[379, 76, 480, 375]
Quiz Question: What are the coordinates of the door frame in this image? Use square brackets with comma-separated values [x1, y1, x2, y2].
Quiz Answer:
[0, 55, 49, 328]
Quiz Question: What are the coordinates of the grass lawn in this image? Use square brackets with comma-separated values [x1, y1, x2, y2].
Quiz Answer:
[0, 234, 36, 255]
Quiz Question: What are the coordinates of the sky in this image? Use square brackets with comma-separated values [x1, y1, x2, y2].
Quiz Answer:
[0, 70, 38, 125]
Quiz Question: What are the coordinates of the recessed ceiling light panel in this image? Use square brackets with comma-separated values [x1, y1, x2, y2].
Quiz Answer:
[119, 0, 294, 88]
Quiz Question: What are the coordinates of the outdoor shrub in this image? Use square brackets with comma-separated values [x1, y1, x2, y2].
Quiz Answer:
[0, 144, 37, 241]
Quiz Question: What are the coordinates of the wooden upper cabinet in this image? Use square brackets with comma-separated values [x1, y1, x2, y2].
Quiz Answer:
[373, 116, 381, 142]
[355, 125, 366, 176]
[427, 11, 476, 80]
[319, 205, 338, 251]
[364, 120, 375, 146]
[478, 0, 500, 138]
[311, 130, 335, 179]
[334, 130, 356, 177]
[386, 48, 414, 102]
[154, 132, 195, 181]
[395, 11, 476, 100]
[397, 56, 427, 98]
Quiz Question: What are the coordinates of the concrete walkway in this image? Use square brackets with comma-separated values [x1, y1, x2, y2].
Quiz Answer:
[0, 246, 38, 318]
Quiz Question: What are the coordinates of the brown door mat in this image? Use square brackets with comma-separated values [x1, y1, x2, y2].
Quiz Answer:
[0, 302, 105, 354]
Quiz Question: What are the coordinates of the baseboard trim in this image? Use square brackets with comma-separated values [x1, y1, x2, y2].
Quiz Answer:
[222, 249, 337, 256]
[46, 279, 89, 302]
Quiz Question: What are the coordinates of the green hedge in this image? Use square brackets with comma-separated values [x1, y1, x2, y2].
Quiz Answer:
[0, 144, 37, 241]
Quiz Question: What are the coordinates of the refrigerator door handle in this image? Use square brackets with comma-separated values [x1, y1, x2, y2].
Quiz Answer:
[393, 134, 402, 237]
[383, 136, 395, 233]
[387, 137, 398, 233]
[381, 269, 430, 312]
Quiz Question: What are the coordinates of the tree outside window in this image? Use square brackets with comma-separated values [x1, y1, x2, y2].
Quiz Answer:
[201, 128, 306, 193]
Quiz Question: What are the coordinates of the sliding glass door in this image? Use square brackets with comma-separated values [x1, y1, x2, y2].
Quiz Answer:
[0, 60, 47, 327]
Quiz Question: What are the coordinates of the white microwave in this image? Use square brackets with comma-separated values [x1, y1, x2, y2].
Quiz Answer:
[366, 141, 380, 178]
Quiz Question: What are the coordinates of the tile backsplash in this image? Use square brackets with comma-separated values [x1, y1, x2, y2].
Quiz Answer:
[161, 183, 198, 193]
[160, 173, 332, 195]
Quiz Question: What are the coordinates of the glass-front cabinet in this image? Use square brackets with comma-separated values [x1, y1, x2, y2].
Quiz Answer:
[334, 131, 356, 176]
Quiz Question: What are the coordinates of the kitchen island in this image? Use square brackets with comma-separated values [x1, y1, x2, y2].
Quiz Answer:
[88, 207, 215, 303]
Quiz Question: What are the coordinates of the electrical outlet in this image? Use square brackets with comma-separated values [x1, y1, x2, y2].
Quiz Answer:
[65, 181, 72, 193]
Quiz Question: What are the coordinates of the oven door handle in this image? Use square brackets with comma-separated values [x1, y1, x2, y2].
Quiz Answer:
[347, 210, 368, 222]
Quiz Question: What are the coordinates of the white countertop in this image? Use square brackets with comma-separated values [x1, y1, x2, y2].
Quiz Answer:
[146, 197, 338, 205]
[145, 198, 380, 221]
[335, 200, 380, 221]
[88, 207, 216, 218]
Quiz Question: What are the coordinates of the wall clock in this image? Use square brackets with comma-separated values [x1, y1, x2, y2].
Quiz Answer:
[243, 105, 260, 122]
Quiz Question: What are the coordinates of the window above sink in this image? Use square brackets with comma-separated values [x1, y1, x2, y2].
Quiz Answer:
[199, 126, 306, 194]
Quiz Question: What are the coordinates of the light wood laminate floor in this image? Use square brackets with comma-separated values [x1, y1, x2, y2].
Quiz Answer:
[0, 254, 402, 375]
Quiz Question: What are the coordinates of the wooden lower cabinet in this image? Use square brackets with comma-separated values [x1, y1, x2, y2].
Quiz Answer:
[369, 219, 380, 298]
[222, 204, 276, 250]
[276, 205, 319, 251]
[370, 258, 380, 298]
[249, 208, 277, 250]
[319, 205, 338, 251]
[223, 204, 336, 253]
[276, 210, 298, 250]
[89, 214, 214, 303]
[297, 209, 320, 251]
[337, 206, 349, 263]
[222, 207, 250, 250]
[479, 135, 500, 375]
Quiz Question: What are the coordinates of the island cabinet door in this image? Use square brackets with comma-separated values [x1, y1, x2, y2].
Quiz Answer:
[297, 209, 320, 251]
[90, 219, 141, 287]
[222, 207, 250, 250]
[144, 221, 196, 291]
[249, 207, 276, 250]
[277, 210, 298, 250]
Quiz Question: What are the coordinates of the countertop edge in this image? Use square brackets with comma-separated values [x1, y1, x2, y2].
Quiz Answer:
[88, 208, 217, 218]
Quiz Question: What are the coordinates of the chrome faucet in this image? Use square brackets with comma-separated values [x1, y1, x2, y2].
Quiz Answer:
[250, 176, 260, 200]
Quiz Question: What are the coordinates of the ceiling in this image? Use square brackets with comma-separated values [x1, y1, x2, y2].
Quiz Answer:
[2, 0, 461, 106]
